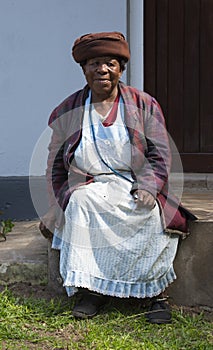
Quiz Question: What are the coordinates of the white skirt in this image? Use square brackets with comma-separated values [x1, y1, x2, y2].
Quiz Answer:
[52, 173, 179, 298]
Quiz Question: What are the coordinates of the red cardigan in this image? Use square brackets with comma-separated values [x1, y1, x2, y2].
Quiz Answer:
[46, 82, 196, 232]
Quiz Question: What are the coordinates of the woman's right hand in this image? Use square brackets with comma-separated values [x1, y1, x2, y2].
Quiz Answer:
[133, 190, 156, 210]
[39, 206, 56, 240]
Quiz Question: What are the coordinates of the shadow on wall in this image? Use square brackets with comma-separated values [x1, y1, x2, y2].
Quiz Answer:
[0, 177, 48, 221]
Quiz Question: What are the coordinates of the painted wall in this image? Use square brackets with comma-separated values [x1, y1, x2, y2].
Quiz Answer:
[0, 0, 127, 176]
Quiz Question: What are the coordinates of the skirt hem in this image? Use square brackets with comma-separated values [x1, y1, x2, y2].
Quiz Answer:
[63, 267, 176, 298]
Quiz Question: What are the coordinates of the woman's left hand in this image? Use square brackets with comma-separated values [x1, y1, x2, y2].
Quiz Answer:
[133, 190, 156, 209]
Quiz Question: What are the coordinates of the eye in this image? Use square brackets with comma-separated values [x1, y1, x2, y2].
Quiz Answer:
[88, 61, 99, 68]
[107, 62, 114, 67]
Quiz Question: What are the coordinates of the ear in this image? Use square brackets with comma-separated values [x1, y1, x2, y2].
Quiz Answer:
[80, 60, 87, 75]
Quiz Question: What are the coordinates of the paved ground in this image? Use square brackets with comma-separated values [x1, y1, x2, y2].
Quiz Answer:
[181, 191, 213, 221]
[0, 221, 48, 285]
[0, 221, 47, 263]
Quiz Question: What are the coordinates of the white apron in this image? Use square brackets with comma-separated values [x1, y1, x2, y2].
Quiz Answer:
[52, 93, 179, 298]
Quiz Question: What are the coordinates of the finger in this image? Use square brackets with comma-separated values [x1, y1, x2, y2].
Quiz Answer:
[136, 196, 155, 209]
[136, 197, 145, 208]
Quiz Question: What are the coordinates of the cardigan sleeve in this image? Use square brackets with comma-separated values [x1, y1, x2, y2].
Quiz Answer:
[131, 97, 171, 198]
[46, 109, 68, 209]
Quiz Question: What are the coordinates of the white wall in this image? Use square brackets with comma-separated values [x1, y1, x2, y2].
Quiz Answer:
[0, 0, 126, 176]
[127, 0, 144, 90]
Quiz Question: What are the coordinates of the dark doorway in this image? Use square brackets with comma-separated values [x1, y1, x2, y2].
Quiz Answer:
[144, 0, 213, 172]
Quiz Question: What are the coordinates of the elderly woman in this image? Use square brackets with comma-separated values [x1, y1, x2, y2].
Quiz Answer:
[40, 32, 195, 324]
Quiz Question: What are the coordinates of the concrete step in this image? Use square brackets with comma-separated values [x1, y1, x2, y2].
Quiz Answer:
[176, 173, 213, 191]
[168, 220, 213, 308]
[181, 191, 213, 221]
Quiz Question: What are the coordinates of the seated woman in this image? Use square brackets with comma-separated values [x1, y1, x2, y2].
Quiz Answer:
[40, 32, 196, 324]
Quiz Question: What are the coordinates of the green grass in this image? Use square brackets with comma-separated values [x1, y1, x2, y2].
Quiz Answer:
[0, 288, 212, 350]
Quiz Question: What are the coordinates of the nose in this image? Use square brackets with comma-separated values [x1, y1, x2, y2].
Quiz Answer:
[96, 63, 108, 73]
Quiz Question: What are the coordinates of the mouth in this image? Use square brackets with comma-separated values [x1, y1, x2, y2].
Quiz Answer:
[94, 78, 110, 82]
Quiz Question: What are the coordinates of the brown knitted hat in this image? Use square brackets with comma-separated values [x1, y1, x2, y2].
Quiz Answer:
[72, 31, 130, 63]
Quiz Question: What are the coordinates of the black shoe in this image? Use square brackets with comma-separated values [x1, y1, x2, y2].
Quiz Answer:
[145, 298, 172, 324]
[72, 291, 107, 319]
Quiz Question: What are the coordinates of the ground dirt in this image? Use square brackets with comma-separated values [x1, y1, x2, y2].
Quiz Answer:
[0, 282, 67, 301]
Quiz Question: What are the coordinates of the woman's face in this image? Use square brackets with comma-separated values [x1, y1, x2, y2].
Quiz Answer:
[82, 56, 123, 100]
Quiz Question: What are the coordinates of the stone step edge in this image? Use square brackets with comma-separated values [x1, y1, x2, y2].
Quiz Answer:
[170, 173, 213, 190]
[0, 262, 48, 286]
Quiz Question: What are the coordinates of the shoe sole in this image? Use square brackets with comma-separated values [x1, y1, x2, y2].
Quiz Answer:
[147, 318, 172, 324]
[145, 309, 172, 324]
[72, 310, 98, 319]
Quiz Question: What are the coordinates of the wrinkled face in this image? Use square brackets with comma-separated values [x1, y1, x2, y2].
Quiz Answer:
[82, 56, 123, 99]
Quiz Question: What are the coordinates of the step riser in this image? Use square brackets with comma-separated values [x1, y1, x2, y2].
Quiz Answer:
[168, 221, 213, 307]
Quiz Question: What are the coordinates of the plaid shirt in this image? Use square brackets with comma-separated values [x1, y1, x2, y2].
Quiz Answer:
[46, 82, 196, 232]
